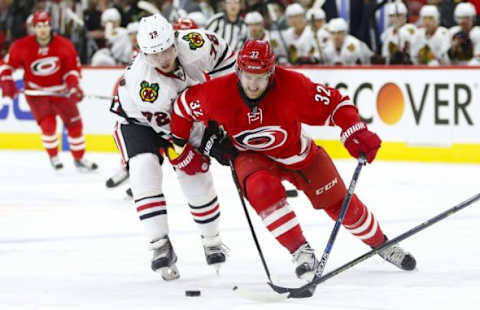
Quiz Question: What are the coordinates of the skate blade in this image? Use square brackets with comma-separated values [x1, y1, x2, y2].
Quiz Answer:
[158, 265, 180, 281]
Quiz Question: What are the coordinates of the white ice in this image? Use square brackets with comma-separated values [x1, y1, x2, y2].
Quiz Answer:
[1, 151, 479, 310]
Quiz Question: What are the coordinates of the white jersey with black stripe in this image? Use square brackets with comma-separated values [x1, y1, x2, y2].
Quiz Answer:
[112, 29, 236, 137]
[206, 12, 248, 52]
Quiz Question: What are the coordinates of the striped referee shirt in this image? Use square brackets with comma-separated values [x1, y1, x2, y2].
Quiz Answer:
[207, 12, 248, 52]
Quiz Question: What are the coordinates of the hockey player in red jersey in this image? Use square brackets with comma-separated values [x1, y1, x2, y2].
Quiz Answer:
[0, 11, 97, 171]
[170, 40, 416, 282]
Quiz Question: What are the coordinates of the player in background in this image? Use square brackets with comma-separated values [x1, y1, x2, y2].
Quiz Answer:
[381, 2, 417, 64]
[273, 3, 321, 64]
[411, 5, 450, 65]
[448, 2, 480, 65]
[306, 8, 330, 58]
[110, 14, 235, 280]
[170, 41, 416, 282]
[323, 18, 373, 65]
[245, 12, 271, 42]
[0, 11, 97, 172]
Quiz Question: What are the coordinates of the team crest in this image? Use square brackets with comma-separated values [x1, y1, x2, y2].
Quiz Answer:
[347, 43, 356, 52]
[139, 81, 159, 103]
[182, 32, 205, 50]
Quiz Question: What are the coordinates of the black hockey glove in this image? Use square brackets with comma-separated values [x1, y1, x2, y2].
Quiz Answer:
[200, 121, 238, 166]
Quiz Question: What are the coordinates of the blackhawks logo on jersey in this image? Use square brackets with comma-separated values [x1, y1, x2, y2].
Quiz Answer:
[182, 32, 204, 50]
[139, 81, 159, 103]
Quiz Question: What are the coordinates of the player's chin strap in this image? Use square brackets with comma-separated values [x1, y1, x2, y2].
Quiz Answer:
[23, 89, 113, 101]
[269, 154, 367, 298]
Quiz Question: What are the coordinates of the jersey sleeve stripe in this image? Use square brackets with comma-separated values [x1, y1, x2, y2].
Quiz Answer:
[0, 64, 14, 75]
[329, 100, 354, 126]
[179, 90, 194, 119]
[62, 70, 80, 81]
[213, 46, 230, 69]
[208, 59, 236, 76]
[173, 99, 185, 118]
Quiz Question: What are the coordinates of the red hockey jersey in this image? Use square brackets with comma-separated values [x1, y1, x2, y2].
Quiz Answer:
[0, 35, 81, 92]
[172, 67, 359, 168]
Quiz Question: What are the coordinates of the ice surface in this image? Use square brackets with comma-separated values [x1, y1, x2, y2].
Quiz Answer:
[1, 151, 479, 310]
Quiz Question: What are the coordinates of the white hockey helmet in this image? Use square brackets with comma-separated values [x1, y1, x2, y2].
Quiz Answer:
[419, 5, 440, 22]
[245, 11, 264, 25]
[306, 8, 326, 21]
[286, 3, 305, 17]
[187, 11, 207, 28]
[328, 18, 348, 32]
[137, 14, 175, 54]
[386, 2, 408, 16]
[454, 2, 476, 20]
[101, 8, 121, 25]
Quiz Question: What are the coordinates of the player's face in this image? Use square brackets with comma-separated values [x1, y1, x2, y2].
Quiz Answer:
[332, 31, 346, 48]
[457, 16, 473, 31]
[287, 15, 307, 31]
[146, 45, 177, 73]
[239, 71, 270, 100]
[422, 16, 437, 32]
[225, 0, 241, 16]
[34, 22, 52, 42]
[248, 23, 264, 40]
[311, 19, 325, 31]
[389, 14, 406, 28]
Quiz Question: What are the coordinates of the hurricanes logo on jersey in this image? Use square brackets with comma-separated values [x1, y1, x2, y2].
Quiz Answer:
[182, 32, 204, 50]
[139, 81, 159, 103]
[233, 126, 287, 151]
[30, 56, 60, 76]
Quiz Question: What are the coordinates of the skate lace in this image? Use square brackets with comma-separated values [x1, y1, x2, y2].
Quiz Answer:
[204, 243, 231, 256]
[379, 245, 406, 265]
[292, 244, 316, 265]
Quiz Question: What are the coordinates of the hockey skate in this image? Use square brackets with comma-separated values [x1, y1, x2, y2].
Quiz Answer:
[74, 158, 98, 172]
[105, 167, 129, 188]
[292, 243, 320, 281]
[150, 236, 180, 281]
[49, 155, 63, 170]
[376, 236, 416, 271]
[201, 234, 230, 275]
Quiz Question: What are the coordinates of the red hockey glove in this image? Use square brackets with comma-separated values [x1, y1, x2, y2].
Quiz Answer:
[67, 84, 84, 103]
[0, 78, 17, 98]
[168, 143, 210, 175]
[341, 122, 381, 163]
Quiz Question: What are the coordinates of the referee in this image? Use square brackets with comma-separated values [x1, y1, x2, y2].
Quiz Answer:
[207, 0, 247, 52]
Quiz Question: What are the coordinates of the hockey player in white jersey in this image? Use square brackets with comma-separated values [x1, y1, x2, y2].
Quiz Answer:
[448, 2, 480, 65]
[381, 1, 417, 64]
[323, 18, 374, 65]
[306, 8, 330, 55]
[110, 14, 235, 280]
[411, 5, 451, 65]
[272, 3, 321, 64]
[244, 11, 271, 41]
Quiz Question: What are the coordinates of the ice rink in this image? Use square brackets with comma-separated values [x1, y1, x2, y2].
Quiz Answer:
[1, 151, 479, 310]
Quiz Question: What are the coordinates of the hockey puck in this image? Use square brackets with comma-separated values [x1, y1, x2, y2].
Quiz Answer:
[185, 290, 201, 297]
[286, 189, 298, 197]
[232, 286, 238, 291]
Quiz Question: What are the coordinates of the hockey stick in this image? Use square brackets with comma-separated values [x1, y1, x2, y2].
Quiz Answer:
[313, 191, 480, 286]
[23, 89, 114, 101]
[266, 3, 291, 63]
[229, 159, 273, 284]
[269, 155, 367, 298]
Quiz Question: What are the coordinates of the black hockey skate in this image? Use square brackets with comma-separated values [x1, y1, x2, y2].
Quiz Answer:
[150, 236, 180, 281]
[49, 155, 63, 170]
[376, 236, 416, 271]
[74, 158, 98, 172]
[105, 167, 129, 188]
[201, 234, 229, 274]
[292, 243, 320, 281]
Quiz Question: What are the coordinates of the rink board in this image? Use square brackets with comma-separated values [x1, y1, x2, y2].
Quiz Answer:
[0, 66, 479, 163]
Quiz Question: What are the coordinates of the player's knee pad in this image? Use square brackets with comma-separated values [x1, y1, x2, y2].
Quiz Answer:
[245, 170, 286, 214]
[324, 194, 365, 226]
[176, 169, 216, 206]
[66, 120, 83, 137]
[39, 115, 57, 135]
[234, 151, 277, 193]
[129, 153, 163, 200]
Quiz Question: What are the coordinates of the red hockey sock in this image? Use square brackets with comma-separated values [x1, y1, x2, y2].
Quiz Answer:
[246, 170, 306, 253]
[39, 115, 58, 157]
[66, 121, 85, 160]
[325, 194, 385, 247]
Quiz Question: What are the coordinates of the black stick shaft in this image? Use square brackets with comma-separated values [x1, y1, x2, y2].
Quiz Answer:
[229, 160, 272, 282]
[317, 192, 480, 285]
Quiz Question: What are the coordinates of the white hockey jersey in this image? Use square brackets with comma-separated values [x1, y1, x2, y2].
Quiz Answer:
[448, 25, 480, 65]
[111, 29, 235, 137]
[411, 26, 450, 65]
[323, 35, 373, 65]
[271, 26, 321, 64]
[381, 23, 417, 63]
